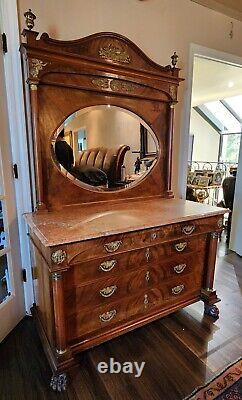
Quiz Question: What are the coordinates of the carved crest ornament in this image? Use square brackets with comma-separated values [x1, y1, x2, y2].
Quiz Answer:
[99, 43, 131, 64]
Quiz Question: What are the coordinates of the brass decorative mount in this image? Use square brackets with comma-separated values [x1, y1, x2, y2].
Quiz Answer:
[24, 9, 36, 30]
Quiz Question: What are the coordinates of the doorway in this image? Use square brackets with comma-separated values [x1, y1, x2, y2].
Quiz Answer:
[0, 43, 25, 342]
[183, 47, 242, 249]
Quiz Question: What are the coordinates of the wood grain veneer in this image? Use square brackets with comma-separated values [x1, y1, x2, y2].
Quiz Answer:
[21, 27, 227, 390]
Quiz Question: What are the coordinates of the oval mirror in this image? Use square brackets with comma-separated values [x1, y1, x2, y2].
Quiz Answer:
[51, 105, 159, 191]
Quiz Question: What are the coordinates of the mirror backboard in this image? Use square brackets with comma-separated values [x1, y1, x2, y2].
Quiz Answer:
[51, 106, 159, 191]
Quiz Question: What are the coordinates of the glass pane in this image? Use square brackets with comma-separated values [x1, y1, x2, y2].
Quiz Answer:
[0, 254, 11, 304]
[221, 134, 241, 163]
[225, 95, 242, 120]
[204, 101, 241, 133]
[0, 200, 7, 250]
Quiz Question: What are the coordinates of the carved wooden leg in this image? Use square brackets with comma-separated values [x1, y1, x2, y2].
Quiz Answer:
[50, 372, 68, 392]
[201, 232, 220, 319]
[204, 303, 219, 318]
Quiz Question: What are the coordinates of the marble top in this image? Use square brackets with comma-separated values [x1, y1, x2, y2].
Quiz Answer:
[24, 198, 227, 247]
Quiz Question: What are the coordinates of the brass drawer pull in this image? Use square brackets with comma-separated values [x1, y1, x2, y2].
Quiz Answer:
[182, 225, 195, 235]
[99, 259, 117, 272]
[151, 232, 157, 240]
[145, 248, 151, 262]
[99, 309, 117, 323]
[104, 240, 122, 253]
[100, 285, 117, 298]
[174, 263, 187, 274]
[145, 271, 150, 282]
[144, 294, 149, 307]
[172, 284, 185, 295]
[174, 242, 187, 252]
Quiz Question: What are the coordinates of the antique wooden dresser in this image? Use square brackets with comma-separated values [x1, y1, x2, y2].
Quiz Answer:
[21, 10, 226, 392]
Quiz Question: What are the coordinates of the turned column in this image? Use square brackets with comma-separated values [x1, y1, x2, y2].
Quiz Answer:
[166, 101, 176, 196]
[51, 272, 67, 354]
[202, 231, 220, 318]
[205, 232, 219, 291]
[29, 83, 45, 210]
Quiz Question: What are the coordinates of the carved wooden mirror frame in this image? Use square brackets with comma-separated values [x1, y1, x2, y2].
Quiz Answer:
[20, 21, 183, 211]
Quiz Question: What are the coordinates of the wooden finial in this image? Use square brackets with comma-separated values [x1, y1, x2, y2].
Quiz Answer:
[171, 51, 178, 69]
[24, 9, 36, 30]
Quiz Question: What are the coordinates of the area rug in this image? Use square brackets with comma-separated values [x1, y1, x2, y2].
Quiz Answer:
[185, 358, 242, 400]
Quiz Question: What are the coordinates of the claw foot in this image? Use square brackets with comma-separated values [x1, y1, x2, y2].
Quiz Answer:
[50, 372, 67, 392]
[204, 304, 219, 319]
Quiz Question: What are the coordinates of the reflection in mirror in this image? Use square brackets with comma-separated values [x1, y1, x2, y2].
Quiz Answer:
[52, 106, 158, 191]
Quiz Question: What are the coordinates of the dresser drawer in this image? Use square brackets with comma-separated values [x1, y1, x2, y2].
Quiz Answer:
[65, 216, 220, 264]
[126, 274, 202, 319]
[66, 273, 202, 342]
[64, 249, 205, 312]
[65, 236, 206, 287]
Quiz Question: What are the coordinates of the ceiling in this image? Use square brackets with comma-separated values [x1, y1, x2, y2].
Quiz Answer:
[192, 56, 242, 106]
[191, 0, 242, 21]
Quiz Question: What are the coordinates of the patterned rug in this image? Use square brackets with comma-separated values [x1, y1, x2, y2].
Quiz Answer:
[185, 358, 242, 400]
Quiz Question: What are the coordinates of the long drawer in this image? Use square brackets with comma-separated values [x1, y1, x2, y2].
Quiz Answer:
[66, 274, 202, 341]
[65, 216, 221, 264]
[64, 236, 207, 286]
[64, 251, 205, 310]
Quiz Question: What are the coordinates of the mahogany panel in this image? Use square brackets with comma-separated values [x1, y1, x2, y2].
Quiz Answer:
[67, 234, 205, 264]
[64, 250, 205, 287]
[30, 241, 54, 347]
[66, 274, 201, 342]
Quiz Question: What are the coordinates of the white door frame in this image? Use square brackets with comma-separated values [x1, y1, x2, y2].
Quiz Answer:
[0, 33, 25, 342]
[178, 43, 242, 199]
[0, 0, 34, 312]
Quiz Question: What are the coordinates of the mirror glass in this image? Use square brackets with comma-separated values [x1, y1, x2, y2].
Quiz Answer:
[51, 105, 158, 191]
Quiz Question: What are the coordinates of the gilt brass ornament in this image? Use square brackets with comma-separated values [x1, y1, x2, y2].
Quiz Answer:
[29, 58, 47, 79]
[182, 225, 196, 235]
[99, 259, 117, 272]
[99, 309, 117, 323]
[174, 242, 187, 252]
[51, 249, 67, 264]
[172, 284, 185, 295]
[91, 78, 109, 89]
[99, 43, 131, 64]
[100, 285, 117, 298]
[104, 240, 122, 253]
[24, 9, 36, 30]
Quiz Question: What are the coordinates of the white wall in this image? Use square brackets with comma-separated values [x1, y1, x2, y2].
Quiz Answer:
[190, 109, 220, 162]
[17, 0, 242, 195]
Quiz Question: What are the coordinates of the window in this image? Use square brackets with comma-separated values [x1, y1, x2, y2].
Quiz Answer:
[204, 101, 241, 133]
[221, 134, 241, 164]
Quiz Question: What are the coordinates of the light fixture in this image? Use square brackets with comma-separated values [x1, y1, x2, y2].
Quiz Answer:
[228, 81, 234, 88]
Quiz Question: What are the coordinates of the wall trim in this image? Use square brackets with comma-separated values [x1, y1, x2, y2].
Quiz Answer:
[0, 0, 34, 312]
